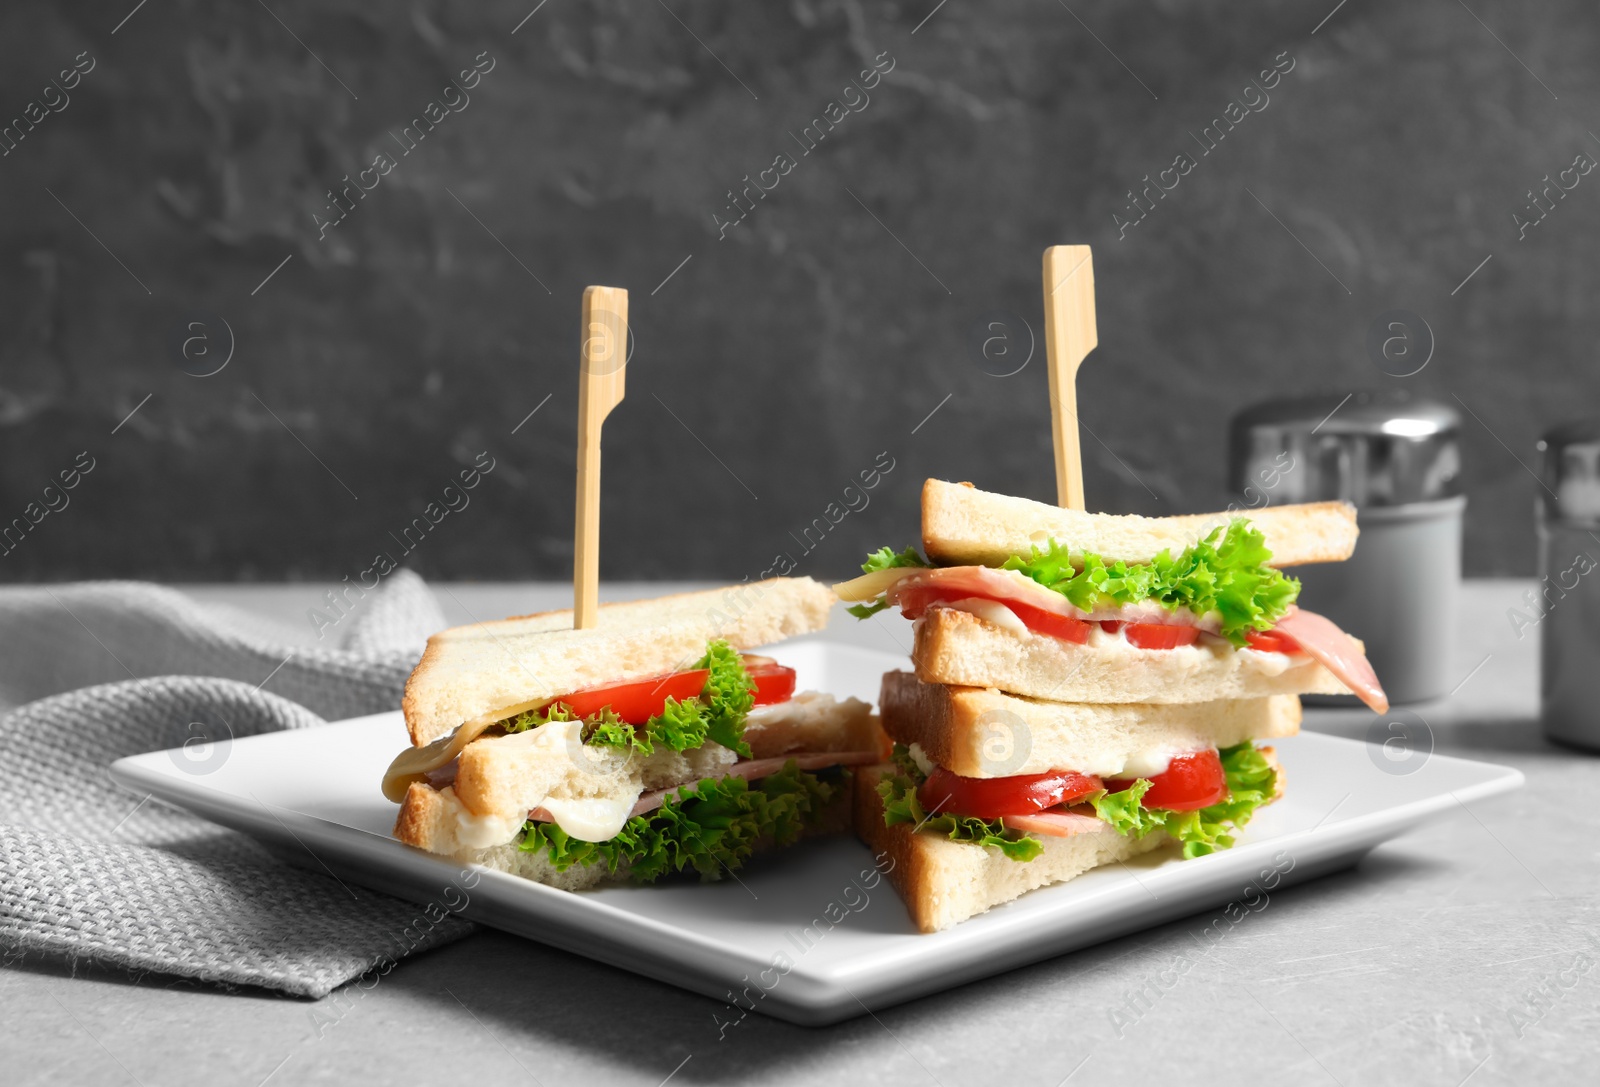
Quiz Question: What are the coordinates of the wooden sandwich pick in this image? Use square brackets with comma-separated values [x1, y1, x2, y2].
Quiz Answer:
[1041, 245, 1097, 511]
[573, 285, 629, 629]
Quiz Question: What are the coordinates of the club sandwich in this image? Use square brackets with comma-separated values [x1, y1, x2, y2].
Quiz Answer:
[386, 578, 882, 890]
[837, 480, 1387, 931]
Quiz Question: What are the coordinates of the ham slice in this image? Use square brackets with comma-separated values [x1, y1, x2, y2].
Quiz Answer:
[526, 750, 880, 825]
[885, 566, 1221, 631]
[888, 566, 1082, 619]
[1273, 607, 1390, 714]
[1003, 810, 1108, 838]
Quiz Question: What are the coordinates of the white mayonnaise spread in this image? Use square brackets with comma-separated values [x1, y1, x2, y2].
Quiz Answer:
[1236, 647, 1292, 676]
[1116, 748, 1176, 778]
[941, 597, 1030, 636]
[532, 795, 639, 842]
[452, 792, 538, 850]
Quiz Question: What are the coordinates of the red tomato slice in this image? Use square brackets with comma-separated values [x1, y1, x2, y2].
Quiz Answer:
[918, 766, 1104, 821]
[1010, 600, 1091, 643]
[1123, 623, 1201, 649]
[1107, 749, 1227, 812]
[1100, 620, 1124, 633]
[895, 587, 1090, 644]
[555, 659, 796, 724]
[746, 662, 796, 707]
[555, 670, 708, 724]
[1245, 628, 1303, 655]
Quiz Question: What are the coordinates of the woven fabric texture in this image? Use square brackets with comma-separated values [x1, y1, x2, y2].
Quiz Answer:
[0, 573, 474, 997]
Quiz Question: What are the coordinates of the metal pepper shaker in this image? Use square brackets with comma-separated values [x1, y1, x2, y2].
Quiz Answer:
[1229, 392, 1465, 705]
[1537, 421, 1600, 750]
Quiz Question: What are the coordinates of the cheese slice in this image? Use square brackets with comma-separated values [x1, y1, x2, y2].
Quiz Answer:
[832, 566, 923, 602]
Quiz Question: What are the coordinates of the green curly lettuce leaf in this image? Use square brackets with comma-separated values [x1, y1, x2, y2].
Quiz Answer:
[686, 639, 757, 755]
[585, 713, 650, 755]
[504, 700, 638, 743]
[846, 546, 932, 618]
[503, 640, 755, 758]
[516, 762, 835, 882]
[889, 742, 925, 781]
[862, 545, 931, 573]
[503, 701, 581, 733]
[1090, 742, 1278, 859]
[1002, 519, 1300, 644]
[847, 522, 1296, 643]
[876, 744, 1042, 862]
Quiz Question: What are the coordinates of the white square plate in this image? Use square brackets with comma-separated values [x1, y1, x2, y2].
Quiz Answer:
[110, 641, 1523, 1025]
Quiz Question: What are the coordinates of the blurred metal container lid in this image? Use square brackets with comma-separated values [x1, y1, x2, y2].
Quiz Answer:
[1538, 419, 1600, 523]
[1229, 391, 1462, 508]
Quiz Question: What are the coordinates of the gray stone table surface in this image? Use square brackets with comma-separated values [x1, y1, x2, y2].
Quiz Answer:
[3, 580, 1594, 1087]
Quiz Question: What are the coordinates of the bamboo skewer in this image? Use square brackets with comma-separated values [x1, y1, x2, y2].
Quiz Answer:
[1041, 245, 1098, 511]
[573, 285, 629, 629]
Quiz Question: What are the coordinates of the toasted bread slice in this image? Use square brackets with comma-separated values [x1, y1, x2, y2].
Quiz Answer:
[921, 479, 1357, 568]
[402, 774, 855, 892]
[879, 671, 1300, 778]
[858, 746, 1286, 931]
[913, 606, 1352, 703]
[402, 577, 835, 746]
[855, 765, 1171, 932]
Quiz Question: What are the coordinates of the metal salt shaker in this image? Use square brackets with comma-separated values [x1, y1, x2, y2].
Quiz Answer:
[1537, 421, 1600, 750]
[1229, 393, 1464, 705]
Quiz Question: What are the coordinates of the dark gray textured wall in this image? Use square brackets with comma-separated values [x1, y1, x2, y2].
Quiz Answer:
[1, 0, 1594, 583]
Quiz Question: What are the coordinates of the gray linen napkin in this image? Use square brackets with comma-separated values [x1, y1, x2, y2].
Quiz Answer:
[0, 572, 474, 997]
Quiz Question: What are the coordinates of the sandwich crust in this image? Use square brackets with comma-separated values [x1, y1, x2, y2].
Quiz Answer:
[879, 671, 1300, 778]
[921, 478, 1357, 568]
[402, 577, 836, 746]
[394, 782, 453, 858]
[913, 606, 1352, 704]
